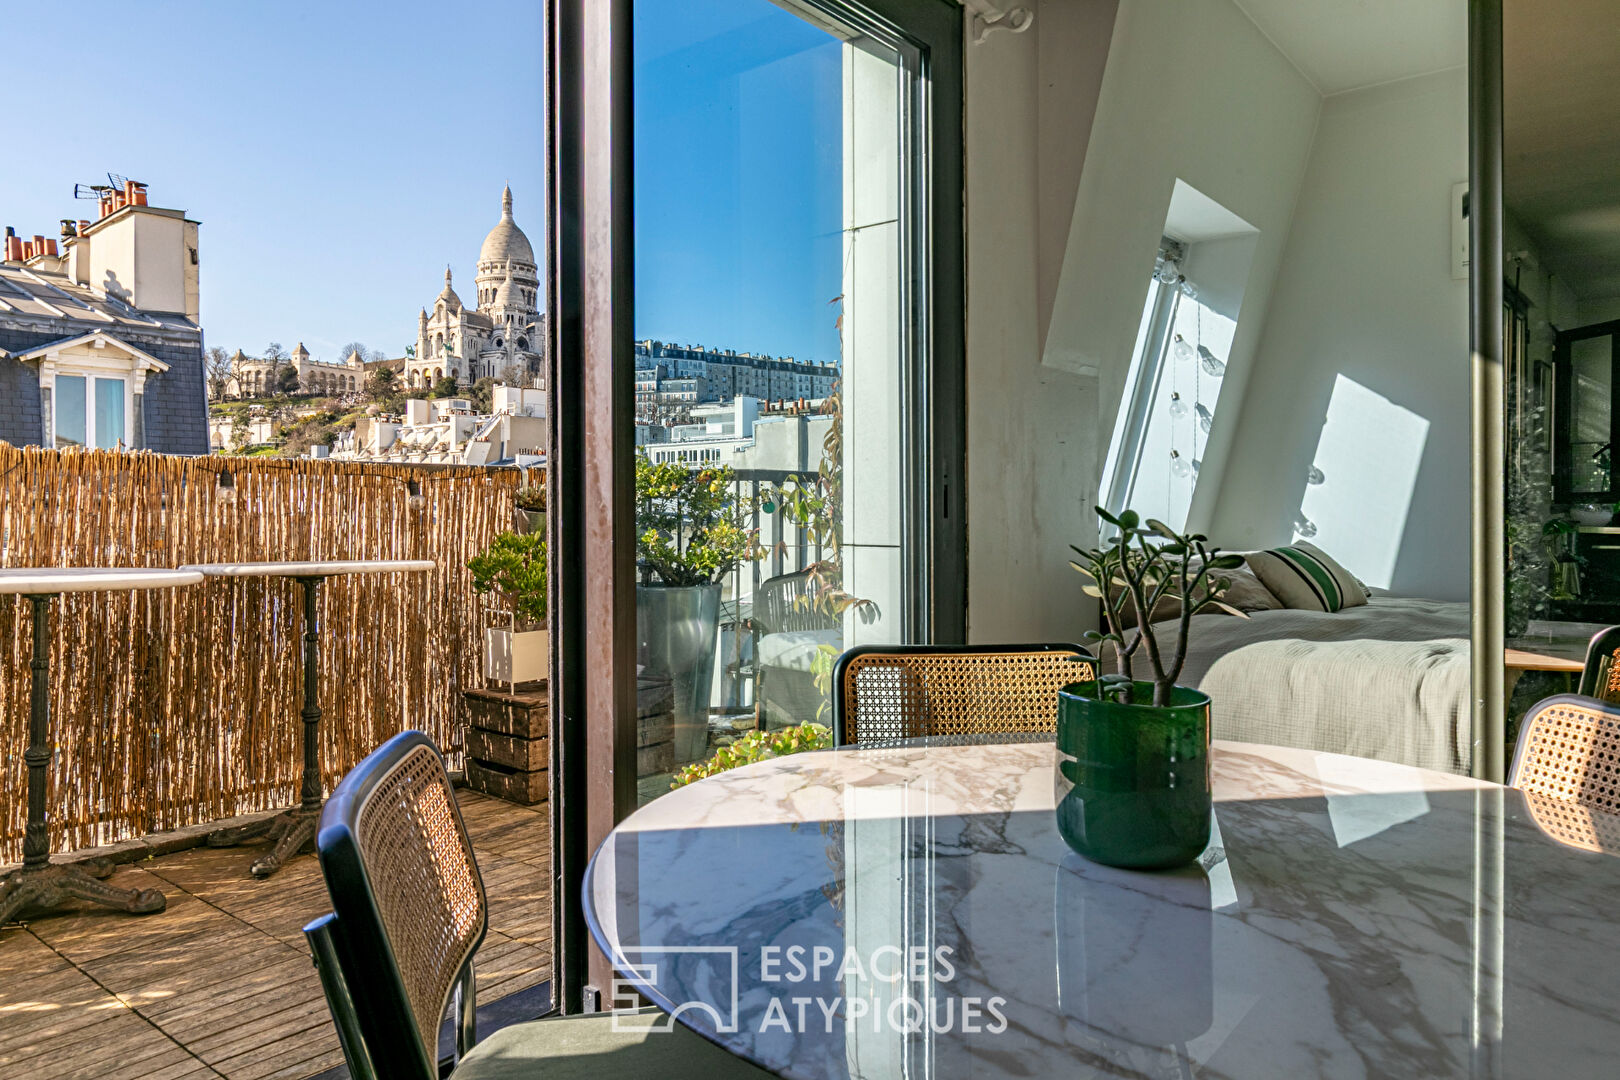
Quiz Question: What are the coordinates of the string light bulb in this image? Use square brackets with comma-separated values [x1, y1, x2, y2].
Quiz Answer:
[1170, 449, 1192, 478]
[1172, 334, 1195, 364]
[1168, 391, 1189, 419]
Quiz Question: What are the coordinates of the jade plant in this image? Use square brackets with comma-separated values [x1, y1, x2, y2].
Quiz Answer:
[635, 456, 760, 586]
[669, 722, 831, 788]
[1069, 508, 1244, 708]
[468, 531, 548, 629]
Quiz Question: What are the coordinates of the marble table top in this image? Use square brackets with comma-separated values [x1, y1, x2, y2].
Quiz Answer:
[587, 738, 1620, 1080]
[0, 567, 205, 594]
[177, 559, 435, 578]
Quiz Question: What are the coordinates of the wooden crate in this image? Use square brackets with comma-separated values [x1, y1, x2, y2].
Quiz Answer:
[463, 685, 549, 805]
[464, 685, 550, 739]
[465, 758, 549, 806]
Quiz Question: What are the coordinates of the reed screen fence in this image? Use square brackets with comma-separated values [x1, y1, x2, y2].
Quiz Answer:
[0, 446, 519, 863]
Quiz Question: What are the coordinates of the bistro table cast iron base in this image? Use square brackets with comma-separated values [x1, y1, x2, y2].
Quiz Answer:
[0, 857, 165, 924]
[206, 576, 327, 879]
[206, 806, 320, 880]
[1, 588, 185, 923]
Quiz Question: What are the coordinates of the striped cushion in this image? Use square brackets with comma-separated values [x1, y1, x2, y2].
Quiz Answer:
[1246, 543, 1367, 613]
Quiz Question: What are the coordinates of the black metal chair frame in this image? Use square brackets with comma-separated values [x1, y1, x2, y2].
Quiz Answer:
[303, 730, 483, 1080]
[831, 642, 1097, 747]
[1578, 626, 1620, 703]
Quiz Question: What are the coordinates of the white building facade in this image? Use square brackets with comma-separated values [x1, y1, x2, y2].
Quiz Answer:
[407, 187, 546, 390]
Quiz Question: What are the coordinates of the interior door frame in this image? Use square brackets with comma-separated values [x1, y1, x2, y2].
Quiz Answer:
[547, 0, 966, 1013]
[1552, 320, 1620, 504]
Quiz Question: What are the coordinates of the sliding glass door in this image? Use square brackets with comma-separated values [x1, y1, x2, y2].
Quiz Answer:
[628, 0, 954, 799]
[546, 0, 961, 1011]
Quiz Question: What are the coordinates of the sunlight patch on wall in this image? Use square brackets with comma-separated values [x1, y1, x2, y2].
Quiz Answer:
[1298, 374, 1428, 589]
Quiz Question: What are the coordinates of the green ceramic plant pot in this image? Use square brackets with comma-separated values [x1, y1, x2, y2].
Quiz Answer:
[1055, 680, 1212, 870]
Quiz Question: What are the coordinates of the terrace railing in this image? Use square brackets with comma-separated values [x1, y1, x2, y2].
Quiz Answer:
[0, 446, 519, 863]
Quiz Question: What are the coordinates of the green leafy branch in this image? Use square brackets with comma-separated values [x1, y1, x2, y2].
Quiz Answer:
[1070, 508, 1244, 708]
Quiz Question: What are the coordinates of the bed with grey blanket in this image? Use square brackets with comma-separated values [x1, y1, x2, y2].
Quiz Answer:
[1148, 595, 1472, 775]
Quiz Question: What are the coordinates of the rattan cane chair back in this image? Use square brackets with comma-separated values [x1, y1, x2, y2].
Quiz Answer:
[832, 643, 1096, 746]
[1511, 695, 1620, 835]
[305, 730, 488, 1080]
[1578, 626, 1620, 704]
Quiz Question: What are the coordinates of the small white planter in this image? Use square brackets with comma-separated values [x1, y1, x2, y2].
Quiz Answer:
[485, 627, 549, 686]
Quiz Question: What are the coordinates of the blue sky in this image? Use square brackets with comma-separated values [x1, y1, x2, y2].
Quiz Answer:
[2, 0, 841, 368]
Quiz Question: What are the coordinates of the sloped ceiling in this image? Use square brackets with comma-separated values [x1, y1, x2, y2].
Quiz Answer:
[1232, 0, 1466, 96]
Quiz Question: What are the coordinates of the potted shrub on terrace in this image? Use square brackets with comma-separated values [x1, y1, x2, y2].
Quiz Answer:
[1060, 508, 1245, 869]
[469, 531, 548, 687]
[636, 457, 759, 763]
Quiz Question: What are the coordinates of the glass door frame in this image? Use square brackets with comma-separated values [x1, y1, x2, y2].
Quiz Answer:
[546, 0, 965, 1013]
[1470, 0, 1505, 782]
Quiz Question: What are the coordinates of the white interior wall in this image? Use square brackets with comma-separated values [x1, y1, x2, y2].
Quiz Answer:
[964, 2, 1106, 643]
[1044, 0, 1320, 443]
[1206, 68, 1471, 599]
[965, 0, 1319, 640]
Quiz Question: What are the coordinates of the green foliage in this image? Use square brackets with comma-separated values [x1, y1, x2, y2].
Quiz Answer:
[669, 722, 831, 788]
[432, 375, 461, 398]
[514, 484, 547, 512]
[759, 390, 877, 628]
[1070, 509, 1244, 708]
[469, 376, 498, 413]
[274, 365, 300, 394]
[635, 457, 760, 586]
[468, 531, 548, 626]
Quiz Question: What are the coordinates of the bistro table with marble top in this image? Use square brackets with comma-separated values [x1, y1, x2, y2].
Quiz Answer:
[586, 736, 1620, 1080]
[178, 559, 434, 878]
[0, 568, 204, 923]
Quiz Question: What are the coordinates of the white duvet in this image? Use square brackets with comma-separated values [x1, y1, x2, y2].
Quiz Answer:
[1145, 595, 1473, 775]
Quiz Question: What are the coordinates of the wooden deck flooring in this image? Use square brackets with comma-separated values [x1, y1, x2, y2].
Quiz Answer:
[0, 791, 552, 1080]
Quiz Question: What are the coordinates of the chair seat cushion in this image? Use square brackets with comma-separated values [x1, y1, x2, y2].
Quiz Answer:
[453, 1005, 775, 1080]
[758, 628, 842, 672]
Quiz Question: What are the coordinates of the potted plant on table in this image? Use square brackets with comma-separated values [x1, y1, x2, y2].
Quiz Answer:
[469, 530, 548, 687]
[636, 457, 760, 763]
[1060, 508, 1245, 869]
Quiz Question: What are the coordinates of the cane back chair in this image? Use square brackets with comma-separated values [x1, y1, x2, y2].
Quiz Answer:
[1510, 694, 1620, 854]
[831, 643, 1097, 746]
[1578, 626, 1620, 704]
[748, 569, 842, 728]
[304, 730, 771, 1080]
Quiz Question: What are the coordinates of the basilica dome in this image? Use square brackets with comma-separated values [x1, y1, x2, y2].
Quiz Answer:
[479, 186, 534, 266]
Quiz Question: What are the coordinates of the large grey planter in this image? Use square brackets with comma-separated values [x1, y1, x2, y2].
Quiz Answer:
[636, 581, 722, 765]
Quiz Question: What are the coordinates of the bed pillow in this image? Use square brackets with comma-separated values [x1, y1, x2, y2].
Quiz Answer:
[1108, 554, 1282, 625]
[1246, 542, 1368, 613]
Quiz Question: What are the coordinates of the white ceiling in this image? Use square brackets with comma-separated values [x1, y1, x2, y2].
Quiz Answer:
[1504, 0, 1620, 301]
[1232, 0, 1467, 96]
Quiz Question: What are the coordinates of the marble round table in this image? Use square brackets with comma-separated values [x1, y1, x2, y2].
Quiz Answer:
[0, 568, 204, 923]
[177, 559, 435, 878]
[586, 738, 1620, 1080]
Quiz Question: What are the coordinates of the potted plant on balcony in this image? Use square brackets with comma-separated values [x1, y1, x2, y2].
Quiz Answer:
[513, 482, 546, 535]
[469, 530, 548, 687]
[1060, 509, 1245, 869]
[636, 457, 760, 763]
